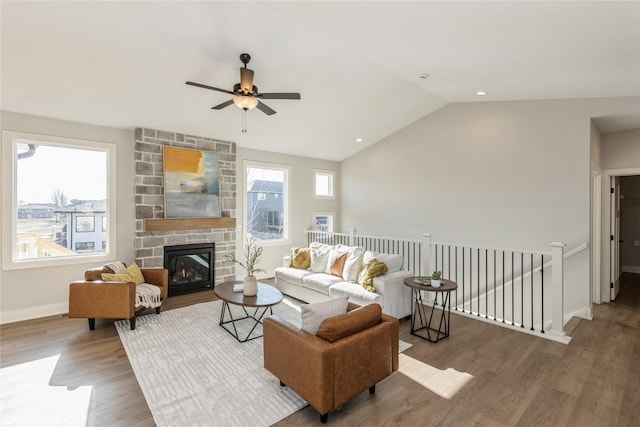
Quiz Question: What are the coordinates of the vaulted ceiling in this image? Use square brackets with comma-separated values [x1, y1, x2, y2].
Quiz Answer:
[2, 1, 639, 161]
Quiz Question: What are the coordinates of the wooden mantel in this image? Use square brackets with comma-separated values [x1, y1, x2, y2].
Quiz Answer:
[144, 217, 236, 232]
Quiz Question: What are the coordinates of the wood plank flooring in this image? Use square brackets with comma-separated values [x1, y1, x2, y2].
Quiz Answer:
[1, 274, 638, 426]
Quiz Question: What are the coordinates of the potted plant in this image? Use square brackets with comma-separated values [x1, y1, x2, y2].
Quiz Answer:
[431, 270, 442, 288]
[227, 236, 265, 296]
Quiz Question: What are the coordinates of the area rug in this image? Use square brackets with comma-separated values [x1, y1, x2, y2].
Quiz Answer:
[115, 300, 306, 427]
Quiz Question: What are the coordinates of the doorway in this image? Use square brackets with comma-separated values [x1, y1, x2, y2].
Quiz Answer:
[600, 169, 640, 303]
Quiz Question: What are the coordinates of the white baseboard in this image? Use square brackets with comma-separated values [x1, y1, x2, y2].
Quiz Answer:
[0, 302, 68, 325]
[564, 306, 591, 324]
[622, 265, 640, 274]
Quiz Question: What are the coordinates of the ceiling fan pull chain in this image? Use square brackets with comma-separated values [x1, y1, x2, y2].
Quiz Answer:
[242, 110, 247, 133]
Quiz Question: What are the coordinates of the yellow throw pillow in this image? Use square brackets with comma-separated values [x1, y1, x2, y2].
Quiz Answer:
[102, 263, 145, 285]
[290, 247, 311, 269]
[357, 259, 388, 293]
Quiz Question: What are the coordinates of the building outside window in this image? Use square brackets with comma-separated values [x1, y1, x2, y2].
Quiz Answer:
[1, 131, 115, 269]
[245, 162, 289, 242]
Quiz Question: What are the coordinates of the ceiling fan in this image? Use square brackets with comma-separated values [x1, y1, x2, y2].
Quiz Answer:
[186, 53, 301, 122]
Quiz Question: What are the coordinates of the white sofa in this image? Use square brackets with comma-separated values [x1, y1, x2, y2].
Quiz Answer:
[274, 243, 413, 319]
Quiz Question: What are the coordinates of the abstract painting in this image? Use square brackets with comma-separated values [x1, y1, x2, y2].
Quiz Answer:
[163, 146, 221, 218]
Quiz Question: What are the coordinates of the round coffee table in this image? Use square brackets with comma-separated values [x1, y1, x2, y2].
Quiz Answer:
[214, 281, 283, 343]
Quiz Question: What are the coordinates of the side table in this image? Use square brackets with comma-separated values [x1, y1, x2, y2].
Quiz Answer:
[403, 277, 458, 343]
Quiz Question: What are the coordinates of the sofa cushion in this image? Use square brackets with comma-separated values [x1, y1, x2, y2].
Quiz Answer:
[102, 263, 145, 285]
[290, 247, 311, 269]
[316, 303, 382, 343]
[364, 251, 403, 273]
[329, 282, 383, 305]
[358, 259, 389, 292]
[274, 267, 313, 286]
[310, 243, 332, 272]
[300, 296, 349, 335]
[302, 273, 343, 295]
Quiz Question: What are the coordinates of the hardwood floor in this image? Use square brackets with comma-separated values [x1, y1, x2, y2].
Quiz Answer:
[1, 275, 638, 426]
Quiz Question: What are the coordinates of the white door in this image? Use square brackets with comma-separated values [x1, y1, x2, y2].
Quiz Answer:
[610, 177, 621, 300]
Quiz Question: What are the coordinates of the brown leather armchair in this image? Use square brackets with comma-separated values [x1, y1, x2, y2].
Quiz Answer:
[69, 264, 168, 330]
[264, 303, 399, 423]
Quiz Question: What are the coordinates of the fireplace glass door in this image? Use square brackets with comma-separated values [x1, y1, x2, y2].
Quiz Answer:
[164, 243, 215, 296]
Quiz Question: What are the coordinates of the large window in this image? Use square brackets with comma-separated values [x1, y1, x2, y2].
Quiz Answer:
[314, 169, 335, 199]
[2, 131, 116, 269]
[245, 161, 289, 242]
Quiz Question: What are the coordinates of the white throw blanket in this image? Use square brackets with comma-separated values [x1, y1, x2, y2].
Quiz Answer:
[135, 283, 162, 309]
[104, 261, 127, 274]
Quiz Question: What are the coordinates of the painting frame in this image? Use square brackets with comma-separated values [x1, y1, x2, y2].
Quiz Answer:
[163, 146, 221, 218]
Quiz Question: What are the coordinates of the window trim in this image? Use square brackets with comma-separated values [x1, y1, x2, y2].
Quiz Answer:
[242, 160, 290, 246]
[313, 169, 335, 199]
[1, 130, 117, 270]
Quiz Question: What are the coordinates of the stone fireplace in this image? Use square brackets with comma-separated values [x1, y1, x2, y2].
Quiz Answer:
[133, 128, 236, 288]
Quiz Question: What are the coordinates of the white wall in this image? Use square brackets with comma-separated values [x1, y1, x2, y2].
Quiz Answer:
[234, 147, 339, 279]
[0, 111, 134, 323]
[340, 96, 640, 320]
[602, 129, 640, 169]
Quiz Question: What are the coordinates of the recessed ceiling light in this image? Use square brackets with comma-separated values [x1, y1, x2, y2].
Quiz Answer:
[476, 91, 487, 96]
[356, 138, 363, 143]
[419, 73, 429, 79]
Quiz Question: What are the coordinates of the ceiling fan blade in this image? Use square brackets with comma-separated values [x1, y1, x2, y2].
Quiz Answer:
[258, 92, 301, 100]
[211, 99, 234, 110]
[256, 100, 276, 116]
[240, 68, 254, 93]
[186, 81, 234, 95]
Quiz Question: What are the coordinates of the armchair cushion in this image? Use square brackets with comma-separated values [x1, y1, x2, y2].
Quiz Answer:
[316, 303, 382, 343]
[300, 296, 349, 335]
[101, 263, 145, 284]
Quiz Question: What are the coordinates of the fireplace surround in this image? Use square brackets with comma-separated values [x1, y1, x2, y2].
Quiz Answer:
[133, 127, 236, 288]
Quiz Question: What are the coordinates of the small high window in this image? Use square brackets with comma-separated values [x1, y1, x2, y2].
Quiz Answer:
[314, 170, 335, 199]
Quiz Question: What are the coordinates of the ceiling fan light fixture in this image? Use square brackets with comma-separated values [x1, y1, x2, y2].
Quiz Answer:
[233, 95, 259, 110]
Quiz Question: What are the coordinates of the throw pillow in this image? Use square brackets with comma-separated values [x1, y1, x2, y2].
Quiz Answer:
[309, 243, 332, 273]
[300, 296, 349, 335]
[102, 262, 145, 285]
[326, 244, 365, 282]
[357, 259, 388, 293]
[363, 250, 403, 273]
[316, 303, 382, 343]
[330, 252, 348, 277]
[341, 246, 365, 282]
[290, 247, 311, 269]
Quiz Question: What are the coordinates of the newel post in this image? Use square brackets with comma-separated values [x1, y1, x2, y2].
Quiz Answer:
[347, 228, 356, 246]
[549, 242, 570, 343]
[422, 233, 432, 276]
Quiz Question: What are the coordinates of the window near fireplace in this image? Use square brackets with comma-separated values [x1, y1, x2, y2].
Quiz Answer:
[244, 161, 290, 242]
[1, 130, 116, 270]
